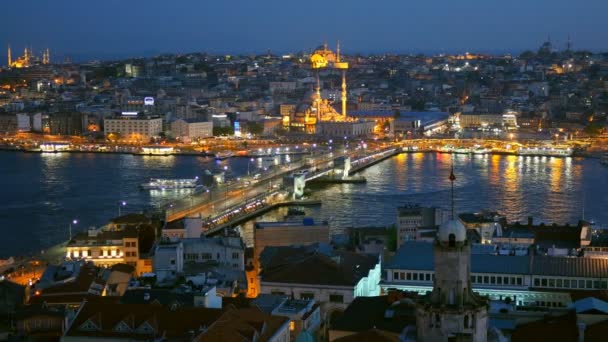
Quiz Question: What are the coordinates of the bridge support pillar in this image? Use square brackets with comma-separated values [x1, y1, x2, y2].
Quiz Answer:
[342, 157, 351, 179]
[293, 174, 306, 199]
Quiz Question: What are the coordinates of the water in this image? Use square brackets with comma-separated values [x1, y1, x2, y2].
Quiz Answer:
[1, 151, 607, 257]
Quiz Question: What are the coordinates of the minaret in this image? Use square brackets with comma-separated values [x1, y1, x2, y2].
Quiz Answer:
[315, 71, 322, 120]
[7, 45, 12, 67]
[336, 41, 347, 117]
[43, 48, 50, 65]
[415, 167, 489, 342]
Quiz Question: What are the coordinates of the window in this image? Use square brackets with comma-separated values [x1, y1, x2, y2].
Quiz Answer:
[290, 321, 295, 331]
[497, 277, 502, 285]
[407, 273, 412, 280]
[594, 281, 600, 289]
[541, 278, 547, 287]
[557, 279, 562, 287]
[510, 277, 515, 285]
[329, 294, 344, 303]
[517, 277, 522, 285]
[586, 280, 593, 289]
[400, 272, 406, 280]
[232, 252, 239, 259]
[413, 273, 418, 281]
[490, 276, 496, 284]
[549, 279, 555, 287]
[393, 272, 399, 280]
[579, 280, 585, 288]
[534, 278, 540, 286]
[484, 276, 489, 284]
[471, 276, 475, 283]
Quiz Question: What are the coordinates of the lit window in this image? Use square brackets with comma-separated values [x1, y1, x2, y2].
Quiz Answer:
[290, 321, 295, 331]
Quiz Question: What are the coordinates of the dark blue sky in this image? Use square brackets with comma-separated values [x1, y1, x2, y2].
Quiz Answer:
[2, 0, 607, 61]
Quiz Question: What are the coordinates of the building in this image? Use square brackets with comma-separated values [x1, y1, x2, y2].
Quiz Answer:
[252, 219, 331, 297]
[253, 295, 322, 341]
[459, 113, 504, 129]
[414, 219, 489, 341]
[32, 262, 131, 305]
[41, 112, 85, 136]
[196, 306, 291, 341]
[66, 227, 140, 269]
[104, 113, 163, 141]
[152, 242, 184, 283]
[161, 217, 203, 241]
[383, 239, 608, 309]
[329, 293, 417, 341]
[182, 236, 245, 271]
[0, 113, 17, 134]
[14, 304, 67, 339]
[459, 211, 503, 244]
[397, 205, 445, 245]
[316, 119, 375, 138]
[259, 246, 381, 315]
[170, 118, 213, 142]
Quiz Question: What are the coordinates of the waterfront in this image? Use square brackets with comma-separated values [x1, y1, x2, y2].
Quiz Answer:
[1, 151, 607, 257]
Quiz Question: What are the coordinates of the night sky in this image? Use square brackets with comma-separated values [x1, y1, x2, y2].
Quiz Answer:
[1, 0, 607, 61]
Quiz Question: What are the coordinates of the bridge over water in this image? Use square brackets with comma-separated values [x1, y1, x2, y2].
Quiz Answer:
[163, 147, 400, 227]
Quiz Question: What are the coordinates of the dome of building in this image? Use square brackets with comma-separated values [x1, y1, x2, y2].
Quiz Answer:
[437, 219, 466, 244]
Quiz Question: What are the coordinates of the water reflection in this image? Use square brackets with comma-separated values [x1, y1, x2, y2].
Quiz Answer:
[1, 152, 607, 257]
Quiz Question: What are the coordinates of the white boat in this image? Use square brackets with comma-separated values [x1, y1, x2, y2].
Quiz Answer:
[141, 178, 202, 190]
[517, 146, 573, 157]
[214, 151, 235, 160]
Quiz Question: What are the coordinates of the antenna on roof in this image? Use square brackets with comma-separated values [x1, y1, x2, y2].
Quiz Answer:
[449, 157, 456, 220]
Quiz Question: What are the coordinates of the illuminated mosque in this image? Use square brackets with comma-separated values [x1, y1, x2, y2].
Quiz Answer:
[7, 45, 50, 69]
[283, 43, 374, 137]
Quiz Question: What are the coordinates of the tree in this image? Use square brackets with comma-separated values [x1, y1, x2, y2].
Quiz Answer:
[213, 126, 234, 136]
[584, 122, 603, 137]
[247, 122, 264, 136]
[519, 50, 535, 60]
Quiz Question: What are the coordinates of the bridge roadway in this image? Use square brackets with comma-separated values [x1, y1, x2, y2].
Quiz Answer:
[164, 147, 400, 224]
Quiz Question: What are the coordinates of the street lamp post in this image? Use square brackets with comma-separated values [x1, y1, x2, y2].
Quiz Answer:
[247, 158, 255, 176]
[118, 201, 127, 217]
[68, 219, 78, 241]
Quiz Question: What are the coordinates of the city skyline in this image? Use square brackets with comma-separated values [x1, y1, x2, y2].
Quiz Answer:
[2, 0, 608, 62]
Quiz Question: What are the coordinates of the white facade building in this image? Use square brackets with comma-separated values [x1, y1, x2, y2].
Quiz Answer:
[152, 243, 184, 282]
[170, 118, 213, 141]
[104, 115, 163, 139]
[182, 236, 245, 271]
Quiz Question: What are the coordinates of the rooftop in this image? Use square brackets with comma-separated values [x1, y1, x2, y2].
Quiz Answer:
[331, 295, 416, 334]
[386, 241, 608, 278]
[261, 249, 379, 287]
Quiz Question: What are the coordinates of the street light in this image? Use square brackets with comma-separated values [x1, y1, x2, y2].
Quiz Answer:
[247, 158, 255, 176]
[118, 201, 127, 216]
[69, 219, 78, 241]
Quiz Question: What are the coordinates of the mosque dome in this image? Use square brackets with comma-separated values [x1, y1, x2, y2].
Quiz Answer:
[437, 219, 466, 244]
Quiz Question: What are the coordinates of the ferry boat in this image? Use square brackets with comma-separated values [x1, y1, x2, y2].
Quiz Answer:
[214, 151, 235, 160]
[141, 178, 203, 190]
[135, 146, 174, 156]
[517, 146, 573, 157]
[39, 142, 71, 153]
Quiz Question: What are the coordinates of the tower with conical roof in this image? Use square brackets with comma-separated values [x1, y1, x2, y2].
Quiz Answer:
[416, 164, 489, 341]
